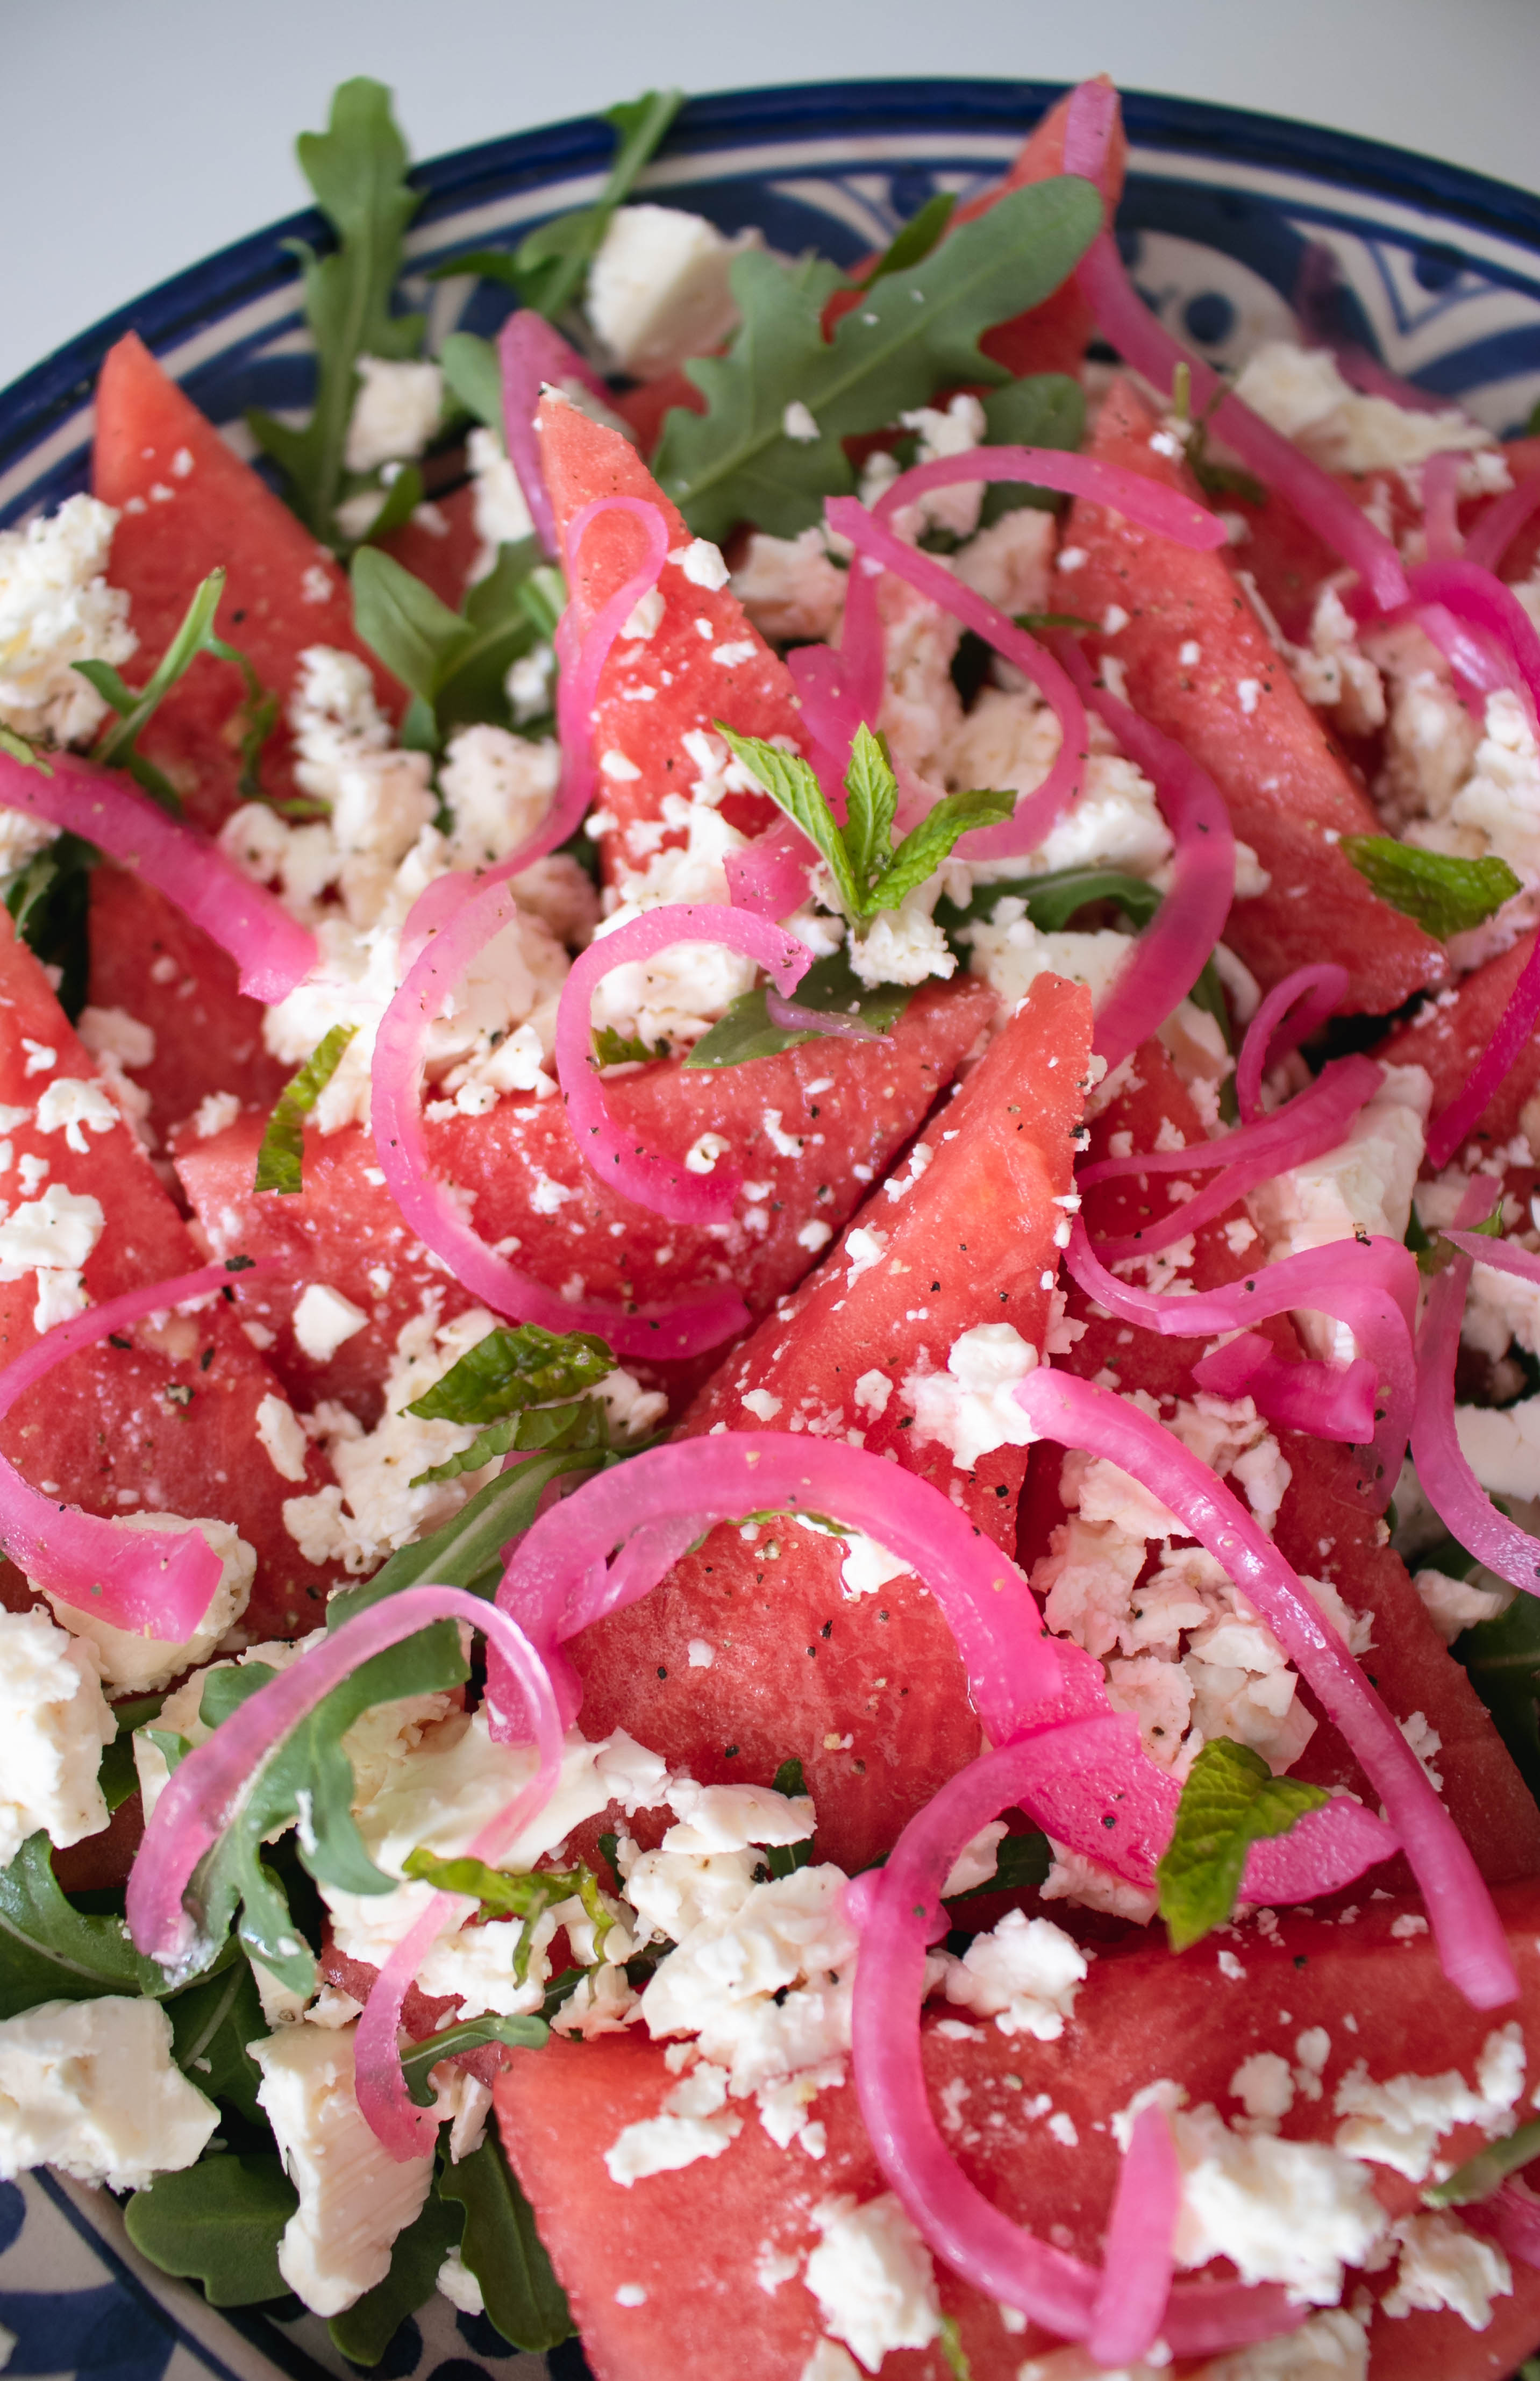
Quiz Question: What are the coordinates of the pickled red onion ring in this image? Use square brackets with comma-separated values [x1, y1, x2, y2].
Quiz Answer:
[1191, 1330, 1379, 1445]
[762, 988, 892, 1043]
[0, 749, 314, 1003]
[1062, 81, 1411, 614]
[0, 1257, 268, 1635]
[1236, 963, 1350, 1125]
[1065, 1220, 1416, 1508]
[870, 445, 1227, 551]
[554, 903, 809, 1222]
[1016, 1365, 1518, 2009]
[1423, 450, 1464, 562]
[1466, 476, 1540, 574]
[847, 1735, 1302, 2355]
[1089, 2105, 1180, 2367]
[722, 818, 816, 918]
[1411, 557, 1540, 723]
[372, 875, 748, 1357]
[1413, 1199, 1540, 1598]
[498, 312, 619, 557]
[1076, 1054, 1384, 1261]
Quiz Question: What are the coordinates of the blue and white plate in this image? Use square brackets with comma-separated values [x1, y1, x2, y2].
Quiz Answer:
[2, 72, 1539, 2381]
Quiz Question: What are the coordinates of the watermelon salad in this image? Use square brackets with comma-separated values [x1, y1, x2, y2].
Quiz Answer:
[7, 65, 1540, 2381]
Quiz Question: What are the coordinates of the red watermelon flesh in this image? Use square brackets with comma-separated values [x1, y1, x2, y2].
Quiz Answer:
[376, 479, 480, 611]
[1057, 375, 1446, 1015]
[565, 978, 1094, 1874]
[536, 393, 798, 886]
[91, 332, 404, 831]
[85, 863, 289, 1141]
[495, 1881, 1540, 2381]
[0, 910, 336, 1639]
[1376, 929, 1540, 1162]
[1017, 1036, 1540, 1886]
[171, 976, 993, 1426]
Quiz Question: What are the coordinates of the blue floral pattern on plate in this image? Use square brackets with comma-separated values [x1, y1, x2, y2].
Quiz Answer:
[2, 70, 1539, 2381]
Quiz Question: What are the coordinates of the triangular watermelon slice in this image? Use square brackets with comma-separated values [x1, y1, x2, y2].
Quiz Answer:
[1376, 927, 1540, 1161]
[91, 332, 404, 830]
[566, 976, 1093, 1873]
[1056, 375, 1446, 1015]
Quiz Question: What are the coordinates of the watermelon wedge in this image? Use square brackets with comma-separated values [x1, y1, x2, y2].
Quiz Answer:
[1056, 375, 1447, 1015]
[0, 910, 335, 1639]
[171, 978, 993, 1424]
[566, 976, 1093, 1873]
[92, 332, 404, 829]
[495, 1881, 1540, 2381]
[1376, 929, 1540, 1161]
[537, 393, 796, 884]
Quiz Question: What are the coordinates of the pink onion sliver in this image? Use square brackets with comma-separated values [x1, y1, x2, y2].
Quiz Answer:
[0, 1256, 268, 1634]
[498, 314, 617, 557]
[1413, 1239, 1540, 1600]
[371, 875, 748, 1358]
[1089, 2107, 1179, 2368]
[1331, 347, 1454, 415]
[1424, 931, 1540, 1172]
[786, 640, 864, 805]
[1412, 557, 1540, 719]
[764, 989, 890, 1043]
[722, 819, 815, 918]
[1061, 84, 1410, 615]
[872, 446, 1227, 553]
[824, 497, 1087, 861]
[1423, 450, 1464, 562]
[1079, 1055, 1384, 1261]
[554, 904, 809, 1222]
[1444, 1229, 1540, 1286]
[1406, 601, 1512, 708]
[1236, 964, 1350, 1125]
[1473, 2181, 1540, 2272]
[1017, 1366, 1518, 2011]
[1191, 1331, 1379, 1444]
[1467, 476, 1540, 574]
[0, 750, 314, 1003]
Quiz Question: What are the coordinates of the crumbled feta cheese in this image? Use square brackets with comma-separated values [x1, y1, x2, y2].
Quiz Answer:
[1452, 1395, 1540, 1501]
[803, 2194, 942, 2373]
[847, 899, 957, 990]
[1413, 686, 1540, 885]
[1039, 1842, 1158, 1923]
[948, 692, 1173, 881]
[895, 394, 987, 539]
[732, 529, 846, 644]
[0, 1608, 114, 1863]
[1332, 2027, 1525, 2182]
[1170, 2100, 1387, 2304]
[45, 1512, 255, 1693]
[1230, 2051, 1296, 2127]
[1232, 342, 1492, 475]
[0, 495, 137, 749]
[344, 357, 444, 475]
[466, 425, 534, 581]
[852, 1368, 892, 1420]
[0, 1995, 217, 2191]
[938, 1910, 1088, 2039]
[76, 1007, 155, 1073]
[1383, 2211, 1511, 2328]
[438, 724, 561, 873]
[292, 1283, 369, 1364]
[1200, 2308, 1368, 2379]
[905, 1322, 1038, 1471]
[33, 1076, 118, 1155]
[605, 2056, 746, 2183]
[257, 1393, 310, 1484]
[838, 1531, 912, 1601]
[436, 2246, 485, 2316]
[587, 206, 759, 379]
[190, 1090, 241, 1141]
[1410, 1565, 1511, 1643]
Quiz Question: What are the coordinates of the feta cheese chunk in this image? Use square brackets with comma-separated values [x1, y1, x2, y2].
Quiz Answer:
[1232, 341, 1492, 475]
[1170, 2100, 1387, 2304]
[0, 495, 137, 751]
[905, 1323, 1038, 1472]
[252, 2022, 436, 2315]
[586, 206, 759, 380]
[803, 2193, 942, 2373]
[44, 1512, 255, 1692]
[0, 1996, 216, 2190]
[0, 1608, 115, 1863]
[344, 357, 444, 475]
[291, 1282, 369, 1364]
[939, 1910, 1089, 2039]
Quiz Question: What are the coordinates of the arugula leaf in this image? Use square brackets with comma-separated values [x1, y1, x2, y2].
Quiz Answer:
[188, 1625, 470, 1993]
[3, 829, 95, 1020]
[939, 2313, 972, 2381]
[327, 1448, 612, 1627]
[1425, 2116, 1540, 2208]
[654, 176, 1101, 541]
[248, 77, 425, 545]
[96, 1691, 162, 1813]
[857, 192, 958, 289]
[772, 1757, 807, 1797]
[328, 2178, 462, 2366]
[439, 331, 503, 431]
[1341, 836, 1520, 940]
[399, 2012, 548, 2105]
[76, 567, 275, 815]
[0, 724, 53, 775]
[253, 1024, 357, 1195]
[408, 1321, 614, 1425]
[168, 1955, 268, 2121]
[685, 948, 911, 1068]
[0, 1834, 176, 2015]
[351, 545, 475, 701]
[439, 2128, 574, 2352]
[1157, 1737, 1329, 1952]
[125, 2154, 297, 2307]
[979, 373, 1087, 524]
[351, 539, 553, 740]
[401, 1850, 612, 1979]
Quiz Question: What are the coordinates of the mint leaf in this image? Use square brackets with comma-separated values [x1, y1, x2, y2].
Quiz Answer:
[399, 2012, 548, 2106]
[654, 176, 1101, 541]
[857, 191, 957, 289]
[407, 1322, 614, 1427]
[168, 1956, 268, 2121]
[327, 1447, 613, 1628]
[328, 2178, 462, 2366]
[868, 786, 1015, 910]
[253, 1023, 357, 1196]
[1157, 1737, 1328, 1952]
[593, 1024, 665, 1068]
[1341, 836, 1521, 940]
[685, 949, 910, 1068]
[125, 2155, 298, 2307]
[248, 78, 425, 546]
[0, 1833, 173, 2014]
[407, 1396, 614, 1489]
[716, 726, 860, 915]
[842, 724, 899, 892]
[77, 567, 275, 815]
[1425, 2116, 1540, 2208]
[439, 2127, 574, 2352]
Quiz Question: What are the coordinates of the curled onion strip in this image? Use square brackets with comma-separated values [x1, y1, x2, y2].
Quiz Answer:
[1077, 1054, 1384, 1261]
[1062, 81, 1410, 614]
[1412, 1206, 1540, 1598]
[1467, 476, 1540, 574]
[372, 876, 748, 1357]
[1089, 2106, 1180, 2367]
[762, 988, 891, 1043]
[722, 819, 817, 918]
[554, 904, 809, 1222]
[1423, 451, 1464, 562]
[1236, 964, 1350, 1125]
[1017, 1366, 1517, 2009]
[0, 750, 314, 1002]
[823, 496, 1089, 861]
[871, 445, 1227, 550]
[0, 1257, 267, 1634]
[1066, 1220, 1416, 1509]
[1054, 631, 1236, 1073]
[1190, 1330, 1379, 1445]
[498, 313, 619, 557]
[847, 1736, 1302, 2354]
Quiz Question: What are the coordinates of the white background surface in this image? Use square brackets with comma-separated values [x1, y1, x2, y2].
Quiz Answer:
[3, 0, 1539, 393]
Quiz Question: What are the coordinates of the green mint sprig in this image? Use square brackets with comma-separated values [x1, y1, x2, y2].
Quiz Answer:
[1156, 1736, 1329, 1952]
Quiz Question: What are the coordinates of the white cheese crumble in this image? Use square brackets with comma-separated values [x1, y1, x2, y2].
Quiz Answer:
[1232, 341, 1493, 474]
[732, 529, 846, 645]
[343, 357, 444, 475]
[586, 206, 759, 379]
[1168, 2098, 1387, 2304]
[0, 1181, 104, 1333]
[0, 494, 137, 751]
[0, 1608, 115, 1863]
[291, 1282, 370, 1364]
[256, 1393, 310, 1484]
[466, 424, 534, 581]
[1332, 2024, 1525, 2182]
[1382, 2209, 1511, 2329]
[802, 2194, 942, 2373]
[0, 1995, 216, 2190]
[937, 1910, 1089, 2039]
[904, 1322, 1039, 1471]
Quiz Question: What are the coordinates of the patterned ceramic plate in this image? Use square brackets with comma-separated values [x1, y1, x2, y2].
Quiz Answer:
[3, 71, 1540, 2381]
